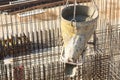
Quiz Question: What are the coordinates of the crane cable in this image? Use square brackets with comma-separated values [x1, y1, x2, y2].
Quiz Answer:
[65, 0, 77, 21]
[73, 0, 77, 21]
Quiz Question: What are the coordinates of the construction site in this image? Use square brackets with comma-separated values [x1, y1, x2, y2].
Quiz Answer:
[0, 0, 120, 80]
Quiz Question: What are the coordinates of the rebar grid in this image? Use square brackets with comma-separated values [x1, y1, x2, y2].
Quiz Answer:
[0, 0, 120, 80]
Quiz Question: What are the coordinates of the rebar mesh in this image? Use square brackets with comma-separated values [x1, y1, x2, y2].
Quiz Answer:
[0, 0, 120, 80]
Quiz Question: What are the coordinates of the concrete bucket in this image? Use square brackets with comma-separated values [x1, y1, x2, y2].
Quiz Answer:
[61, 2, 99, 77]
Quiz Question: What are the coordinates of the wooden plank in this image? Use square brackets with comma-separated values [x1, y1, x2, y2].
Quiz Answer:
[0, 0, 48, 11]
[9, 1, 64, 14]
[0, 0, 15, 5]
[65, 0, 91, 3]
[0, 0, 91, 11]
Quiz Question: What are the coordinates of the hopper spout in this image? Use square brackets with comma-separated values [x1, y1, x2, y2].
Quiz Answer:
[61, 34, 86, 63]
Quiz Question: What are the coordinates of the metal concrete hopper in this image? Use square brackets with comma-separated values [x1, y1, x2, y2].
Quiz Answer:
[61, 4, 99, 77]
